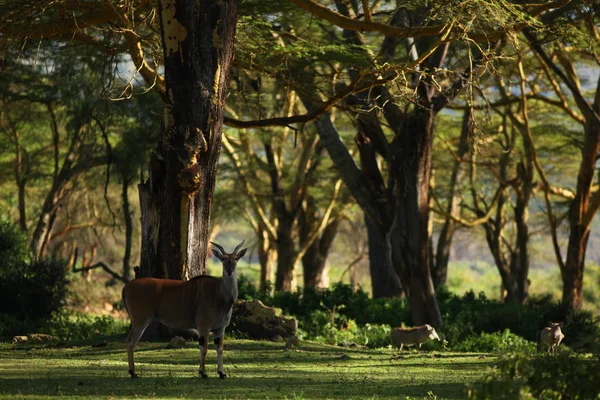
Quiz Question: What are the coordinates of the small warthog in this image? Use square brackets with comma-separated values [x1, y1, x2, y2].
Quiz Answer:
[391, 324, 440, 352]
[540, 322, 564, 354]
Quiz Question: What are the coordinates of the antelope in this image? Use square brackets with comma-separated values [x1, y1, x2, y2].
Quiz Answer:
[391, 324, 441, 352]
[540, 322, 564, 355]
[122, 240, 247, 379]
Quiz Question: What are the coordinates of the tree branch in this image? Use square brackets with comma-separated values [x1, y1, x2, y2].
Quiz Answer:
[516, 58, 565, 271]
[525, 28, 600, 125]
[287, 0, 572, 41]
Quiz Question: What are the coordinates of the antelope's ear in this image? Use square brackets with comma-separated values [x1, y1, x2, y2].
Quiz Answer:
[236, 248, 247, 260]
[212, 249, 224, 261]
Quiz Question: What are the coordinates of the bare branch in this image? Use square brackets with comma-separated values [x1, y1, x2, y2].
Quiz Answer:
[71, 248, 128, 283]
[516, 58, 565, 271]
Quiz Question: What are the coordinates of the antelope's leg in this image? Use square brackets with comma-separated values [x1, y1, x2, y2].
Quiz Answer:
[126, 318, 152, 378]
[214, 329, 226, 379]
[198, 328, 210, 378]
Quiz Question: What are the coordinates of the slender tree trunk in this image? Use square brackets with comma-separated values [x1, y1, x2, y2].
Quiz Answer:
[138, 0, 238, 280]
[30, 179, 66, 258]
[477, 140, 520, 302]
[433, 109, 472, 288]
[513, 160, 533, 303]
[14, 131, 27, 231]
[264, 137, 298, 291]
[121, 176, 133, 281]
[257, 228, 276, 290]
[275, 219, 296, 291]
[302, 218, 339, 288]
[525, 31, 600, 313]
[563, 117, 600, 310]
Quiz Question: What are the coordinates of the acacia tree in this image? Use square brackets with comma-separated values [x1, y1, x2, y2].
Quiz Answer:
[464, 108, 534, 304]
[0, 47, 117, 260]
[279, 0, 574, 326]
[0, 1, 579, 310]
[207, 0, 576, 325]
[429, 109, 473, 289]
[221, 106, 344, 291]
[0, 0, 239, 280]
[522, 16, 600, 311]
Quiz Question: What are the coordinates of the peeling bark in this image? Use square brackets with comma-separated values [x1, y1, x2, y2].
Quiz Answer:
[138, 0, 239, 280]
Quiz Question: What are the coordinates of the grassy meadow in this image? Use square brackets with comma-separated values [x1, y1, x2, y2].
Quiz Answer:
[0, 339, 494, 400]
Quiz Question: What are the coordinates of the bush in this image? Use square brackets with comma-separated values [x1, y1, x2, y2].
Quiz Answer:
[0, 218, 30, 271]
[454, 329, 537, 355]
[0, 219, 69, 338]
[440, 291, 600, 353]
[237, 280, 599, 352]
[270, 282, 410, 332]
[237, 274, 273, 304]
[361, 323, 392, 348]
[0, 259, 69, 323]
[48, 313, 129, 341]
[469, 353, 600, 399]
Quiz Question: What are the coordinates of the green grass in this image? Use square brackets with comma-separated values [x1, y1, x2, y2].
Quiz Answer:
[0, 339, 495, 399]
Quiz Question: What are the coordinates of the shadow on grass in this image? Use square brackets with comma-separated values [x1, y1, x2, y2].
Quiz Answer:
[0, 339, 489, 399]
[0, 372, 469, 399]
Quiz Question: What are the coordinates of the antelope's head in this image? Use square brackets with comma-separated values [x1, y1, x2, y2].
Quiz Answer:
[211, 240, 248, 277]
[549, 322, 563, 338]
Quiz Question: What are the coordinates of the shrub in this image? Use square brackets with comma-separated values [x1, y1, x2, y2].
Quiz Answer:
[361, 323, 392, 348]
[0, 218, 30, 271]
[237, 274, 273, 304]
[0, 258, 69, 323]
[237, 279, 599, 352]
[48, 313, 129, 341]
[469, 353, 600, 400]
[269, 282, 410, 333]
[0, 220, 70, 338]
[454, 329, 537, 355]
[440, 291, 600, 353]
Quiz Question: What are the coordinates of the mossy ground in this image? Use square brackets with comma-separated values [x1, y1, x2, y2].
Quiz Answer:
[0, 339, 495, 399]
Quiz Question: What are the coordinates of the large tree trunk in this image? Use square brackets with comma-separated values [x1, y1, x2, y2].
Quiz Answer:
[389, 109, 442, 327]
[137, 0, 238, 280]
[365, 215, 402, 298]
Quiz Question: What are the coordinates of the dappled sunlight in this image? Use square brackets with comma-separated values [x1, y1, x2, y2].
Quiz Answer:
[0, 340, 494, 399]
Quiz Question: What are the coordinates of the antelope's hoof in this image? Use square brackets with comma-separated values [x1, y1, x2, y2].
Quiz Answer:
[199, 371, 208, 379]
[218, 371, 227, 379]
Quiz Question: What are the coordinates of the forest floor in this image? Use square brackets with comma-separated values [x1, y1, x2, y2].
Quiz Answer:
[0, 339, 495, 399]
